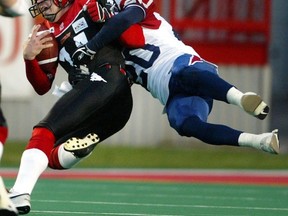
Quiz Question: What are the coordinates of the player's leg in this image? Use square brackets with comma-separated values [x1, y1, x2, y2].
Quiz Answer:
[0, 109, 8, 160]
[0, 177, 18, 216]
[9, 64, 132, 213]
[47, 65, 133, 170]
[9, 127, 55, 214]
[9, 81, 103, 214]
[0, 83, 8, 160]
[166, 94, 279, 153]
[166, 94, 241, 145]
[48, 93, 132, 170]
[170, 54, 269, 120]
[49, 133, 100, 169]
[0, 83, 18, 216]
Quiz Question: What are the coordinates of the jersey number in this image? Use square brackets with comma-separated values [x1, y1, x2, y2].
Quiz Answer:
[124, 44, 160, 89]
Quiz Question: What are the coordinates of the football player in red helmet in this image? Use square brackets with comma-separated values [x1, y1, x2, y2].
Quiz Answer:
[8, 0, 133, 214]
[29, 0, 74, 21]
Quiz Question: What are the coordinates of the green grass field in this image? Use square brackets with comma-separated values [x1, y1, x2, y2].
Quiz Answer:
[2, 141, 288, 216]
[3, 178, 288, 216]
[2, 140, 288, 169]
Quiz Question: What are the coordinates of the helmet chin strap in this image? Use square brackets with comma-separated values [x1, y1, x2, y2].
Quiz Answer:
[43, 6, 62, 22]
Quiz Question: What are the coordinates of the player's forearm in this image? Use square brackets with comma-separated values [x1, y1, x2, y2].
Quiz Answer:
[25, 59, 54, 95]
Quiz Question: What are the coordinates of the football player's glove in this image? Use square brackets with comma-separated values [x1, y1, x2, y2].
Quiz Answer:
[68, 65, 90, 86]
[85, 0, 112, 23]
[72, 45, 96, 66]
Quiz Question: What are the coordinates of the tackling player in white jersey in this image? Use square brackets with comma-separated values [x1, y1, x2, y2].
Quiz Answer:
[73, 0, 279, 153]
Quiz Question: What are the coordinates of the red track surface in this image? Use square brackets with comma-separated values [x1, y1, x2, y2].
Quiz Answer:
[1, 169, 288, 185]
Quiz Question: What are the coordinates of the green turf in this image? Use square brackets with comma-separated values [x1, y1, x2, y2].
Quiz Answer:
[4, 178, 288, 216]
[2, 140, 288, 169]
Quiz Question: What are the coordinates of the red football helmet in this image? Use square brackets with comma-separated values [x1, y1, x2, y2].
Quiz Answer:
[29, 0, 74, 21]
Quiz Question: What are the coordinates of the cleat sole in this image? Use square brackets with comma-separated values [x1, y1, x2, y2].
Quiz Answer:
[64, 133, 100, 158]
[241, 93, 269, 120]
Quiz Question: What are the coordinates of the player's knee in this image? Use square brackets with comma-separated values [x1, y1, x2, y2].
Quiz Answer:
[168, 114, 203, 137]
[166, 102, 199, 136]
[167, 116, 186, 136]
[180, 115, 204, 137]
[166, 95, 210, 136]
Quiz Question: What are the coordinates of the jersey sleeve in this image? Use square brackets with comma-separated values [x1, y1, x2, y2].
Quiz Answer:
[118, 23, 145, 48]
[87, 0, 158, 51]
[25, 59, 56, 95]
[86, 4, 145, 51]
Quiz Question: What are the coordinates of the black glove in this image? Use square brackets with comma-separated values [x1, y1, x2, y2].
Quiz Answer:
[68, 66, 90, 86]
[72, 45, 96, 66]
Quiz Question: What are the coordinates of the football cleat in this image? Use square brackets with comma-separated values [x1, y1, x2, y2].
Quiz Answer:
[64, 133, 100, 158]
[0, 177, 18, 216]
[241, 92, 269, 120]
[9, 190, 30, 215]
[259, 129, 280, 154]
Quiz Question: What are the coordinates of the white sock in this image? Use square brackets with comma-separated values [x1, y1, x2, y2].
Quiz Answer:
[0, 142, 3, 161]
[226, 87, 243, 107]
[238, 132, 271, 150]
[11, 149, 48, 195]
[58, 144, 82, 169]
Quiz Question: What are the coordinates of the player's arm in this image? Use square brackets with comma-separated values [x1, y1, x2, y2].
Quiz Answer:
[24, 25, 57, 95]
[25, 59, 56, 95]
[72, 2, 145, 65]
[87, 5, 145, 51]
[0, 0, 28, 17]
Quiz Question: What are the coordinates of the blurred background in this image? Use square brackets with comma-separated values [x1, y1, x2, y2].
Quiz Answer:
[0, 0, 287, 159]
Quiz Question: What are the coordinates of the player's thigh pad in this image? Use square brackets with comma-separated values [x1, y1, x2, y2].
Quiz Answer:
[166, 95, 211, 133]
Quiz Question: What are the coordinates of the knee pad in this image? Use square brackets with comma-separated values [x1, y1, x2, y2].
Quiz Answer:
[166, 95, 210, 136]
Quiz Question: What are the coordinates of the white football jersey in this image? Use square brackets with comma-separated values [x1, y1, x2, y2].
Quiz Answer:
[113, 0, 200, 105]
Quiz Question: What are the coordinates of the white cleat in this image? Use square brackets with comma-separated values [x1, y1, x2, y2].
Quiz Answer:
[0, 177, 18, 216]
[9, 190, 30, 215]
[64, 133, 100, 158]
[259, 129, 280, 154]
[241, 92, 269, 120]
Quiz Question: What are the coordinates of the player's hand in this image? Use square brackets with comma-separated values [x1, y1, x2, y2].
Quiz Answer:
[23, 24, 53, 60]
[68, 66, 90, 86]
[71, 45, 96, 66]
[85, 0, 112, 22]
